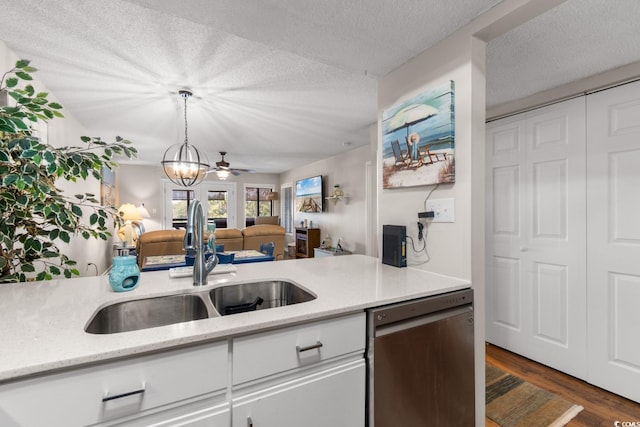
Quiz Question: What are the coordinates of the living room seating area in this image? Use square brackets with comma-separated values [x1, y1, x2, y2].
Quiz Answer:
[136, 225, 286, 268]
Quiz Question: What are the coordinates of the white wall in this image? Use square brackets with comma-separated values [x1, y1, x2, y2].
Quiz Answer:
[1, 41, 112, 276]
[378, 29, 487, 424]
[279, 144, 376, 254]
[377, 1, 565, 423]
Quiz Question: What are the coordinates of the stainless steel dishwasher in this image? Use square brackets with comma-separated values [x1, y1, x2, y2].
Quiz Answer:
[367, 288, 474, 426]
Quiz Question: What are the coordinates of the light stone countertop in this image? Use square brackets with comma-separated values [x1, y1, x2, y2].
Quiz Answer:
[0, 255, 470, 383]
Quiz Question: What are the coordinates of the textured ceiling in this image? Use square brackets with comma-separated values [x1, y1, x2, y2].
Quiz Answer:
[0, 0, 499, 173]
[486, 0, 640, 108]
[1, 1, 639, 173]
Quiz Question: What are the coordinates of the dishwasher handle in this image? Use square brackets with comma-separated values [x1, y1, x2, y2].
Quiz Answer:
[373, 305, 472, 338]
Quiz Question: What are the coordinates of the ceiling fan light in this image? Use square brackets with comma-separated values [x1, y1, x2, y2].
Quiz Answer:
[216, 169, 230, 180]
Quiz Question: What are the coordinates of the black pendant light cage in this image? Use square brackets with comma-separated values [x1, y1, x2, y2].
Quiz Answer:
[161, 90, 210, 187]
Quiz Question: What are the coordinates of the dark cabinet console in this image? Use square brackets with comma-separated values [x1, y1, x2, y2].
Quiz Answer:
[295, 228, 321, 258]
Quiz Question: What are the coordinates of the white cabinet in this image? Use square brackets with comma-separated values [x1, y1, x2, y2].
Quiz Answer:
[0, 313, 367, 427]
[233, 312, 365, 385]
[0, 342, 228, 427]
[232, 360, 365, 427]
[232, 313, 366, 427]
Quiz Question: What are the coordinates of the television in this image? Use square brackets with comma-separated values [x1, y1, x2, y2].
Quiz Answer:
[295, 175, 324, 213]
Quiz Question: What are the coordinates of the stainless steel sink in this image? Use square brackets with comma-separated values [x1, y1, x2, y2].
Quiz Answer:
[209, 280, 316, 316]
[86, 280, 316, 333]
[85, 294, 209, 334]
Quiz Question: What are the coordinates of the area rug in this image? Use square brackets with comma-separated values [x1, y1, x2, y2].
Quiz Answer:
[486, 364, 584, 427]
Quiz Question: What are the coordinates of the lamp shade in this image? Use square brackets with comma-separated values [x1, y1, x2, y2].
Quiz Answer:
[137, 203, 151, 218]
[266, 191, 279, 201]
[118, 203, 143, 221]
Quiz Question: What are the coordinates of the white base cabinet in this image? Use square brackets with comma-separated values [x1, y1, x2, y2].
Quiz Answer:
[232, 313, 366, 427]
[0, 342, 228, 427]
[232, 360, 365, 427]
[0, 313, 367, 427]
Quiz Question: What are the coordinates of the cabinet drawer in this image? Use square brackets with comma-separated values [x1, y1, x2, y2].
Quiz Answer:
[233, 313, 365, 385]
[0, 342, 227, 427]
[232, 360, 365, 427]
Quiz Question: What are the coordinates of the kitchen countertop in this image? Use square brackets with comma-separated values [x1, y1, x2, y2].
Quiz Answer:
[0, 254, 470, 383]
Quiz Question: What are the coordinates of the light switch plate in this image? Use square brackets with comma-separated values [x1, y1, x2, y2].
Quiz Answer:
[425, 198, 455, 222]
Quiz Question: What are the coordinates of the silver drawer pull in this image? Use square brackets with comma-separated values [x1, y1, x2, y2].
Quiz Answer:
[296, 341, 323, 353]
[247, 416, 253, 427]
[102, 387, 146, 402]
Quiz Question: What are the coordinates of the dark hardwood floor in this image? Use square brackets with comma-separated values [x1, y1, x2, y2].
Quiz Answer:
[486, 343, 640, 426]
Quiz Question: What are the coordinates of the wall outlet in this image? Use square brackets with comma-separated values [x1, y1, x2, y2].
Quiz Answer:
[424, 198, 455, 222]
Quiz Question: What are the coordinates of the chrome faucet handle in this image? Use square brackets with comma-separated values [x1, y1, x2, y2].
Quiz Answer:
[204, 235, 219, 274]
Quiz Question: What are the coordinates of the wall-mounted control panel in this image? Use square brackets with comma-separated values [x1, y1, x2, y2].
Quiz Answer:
[424, 198, 455, 223]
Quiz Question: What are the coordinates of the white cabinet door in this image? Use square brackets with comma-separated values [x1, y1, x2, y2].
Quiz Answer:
[108, 403, 230, 427]
[586, 80, 640, 403]
[486, 98, 587, 379]
[232, 360, 365, 427]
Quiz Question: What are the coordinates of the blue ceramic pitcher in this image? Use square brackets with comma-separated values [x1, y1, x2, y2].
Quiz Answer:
[109, 256, 140, 292]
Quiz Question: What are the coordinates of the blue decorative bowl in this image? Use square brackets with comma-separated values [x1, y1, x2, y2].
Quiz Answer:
[109, 256, 140, 292]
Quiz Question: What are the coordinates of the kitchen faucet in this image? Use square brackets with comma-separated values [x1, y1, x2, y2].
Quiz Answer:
[184, 200, 218, 286]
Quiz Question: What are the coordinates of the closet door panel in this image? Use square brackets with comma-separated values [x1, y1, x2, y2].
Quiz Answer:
[523, 99, 587, 378]
[587, 80, 640, 403]
[486, 116, 527, 349]
[486, 98, 587, 380]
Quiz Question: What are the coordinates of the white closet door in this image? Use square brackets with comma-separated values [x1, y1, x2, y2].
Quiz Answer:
[586, 80, 640, 403]
[486, 114, 527, 350]
[486, 98, 587, 379]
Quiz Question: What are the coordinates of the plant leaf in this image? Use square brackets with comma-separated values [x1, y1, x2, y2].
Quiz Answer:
[15, 59, 31, 68]
[15, 71, 33, 81]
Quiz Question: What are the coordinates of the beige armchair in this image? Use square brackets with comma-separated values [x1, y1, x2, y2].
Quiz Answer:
[242, 225, 286, 260]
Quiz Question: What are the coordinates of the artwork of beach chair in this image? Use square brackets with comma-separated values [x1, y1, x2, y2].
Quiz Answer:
[419, 142, 447, 165]
[390, 140, 412, 168]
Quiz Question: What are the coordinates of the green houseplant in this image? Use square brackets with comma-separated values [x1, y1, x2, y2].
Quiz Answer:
[0, 60, 137, 282]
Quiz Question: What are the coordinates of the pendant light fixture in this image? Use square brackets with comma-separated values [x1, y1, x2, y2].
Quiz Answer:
[161, 90, 209, 187]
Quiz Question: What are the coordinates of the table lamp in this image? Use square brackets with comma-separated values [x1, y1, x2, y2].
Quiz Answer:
[117, 203, 143, 247]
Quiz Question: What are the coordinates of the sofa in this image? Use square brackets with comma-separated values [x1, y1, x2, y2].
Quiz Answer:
[135, 229, 186, 268]
[136, 225, 286, 267]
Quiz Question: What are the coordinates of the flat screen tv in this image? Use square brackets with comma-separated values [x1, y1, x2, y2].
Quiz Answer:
[295, 175, 324, 213]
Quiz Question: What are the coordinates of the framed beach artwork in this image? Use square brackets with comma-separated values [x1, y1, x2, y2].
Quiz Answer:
[381, 80, 455, 189]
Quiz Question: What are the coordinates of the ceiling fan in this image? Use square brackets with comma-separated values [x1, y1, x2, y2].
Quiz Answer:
[208, 151, 255, 179]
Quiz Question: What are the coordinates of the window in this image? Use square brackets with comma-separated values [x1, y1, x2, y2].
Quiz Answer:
[281, 184, 293, 234]
[164, 181, 237, 229]
[170, 189, 195, 229]
[206, 190, 229, 229]
[245, 186, 273, 226]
